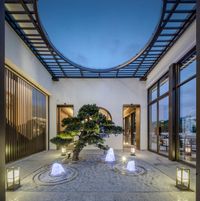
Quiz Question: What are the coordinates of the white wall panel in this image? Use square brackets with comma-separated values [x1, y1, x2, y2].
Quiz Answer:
[49, 78, 147, 150]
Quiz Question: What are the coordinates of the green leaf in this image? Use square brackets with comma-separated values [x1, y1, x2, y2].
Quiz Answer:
[50, 136, 73, 146]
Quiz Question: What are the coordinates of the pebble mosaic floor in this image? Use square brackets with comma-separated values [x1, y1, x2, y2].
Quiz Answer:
[6, 150, 196, 201]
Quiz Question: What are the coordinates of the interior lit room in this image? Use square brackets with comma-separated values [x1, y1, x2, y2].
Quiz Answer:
[0, 0, 199, 201]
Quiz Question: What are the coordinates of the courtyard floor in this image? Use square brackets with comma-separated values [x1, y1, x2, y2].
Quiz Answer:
[6, 150, 196, 201]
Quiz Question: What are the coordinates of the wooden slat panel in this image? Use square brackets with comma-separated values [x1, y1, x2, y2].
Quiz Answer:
[5, 68, 47, 163]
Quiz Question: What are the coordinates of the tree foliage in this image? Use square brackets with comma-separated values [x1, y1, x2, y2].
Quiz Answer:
[50, 104, 122, 160]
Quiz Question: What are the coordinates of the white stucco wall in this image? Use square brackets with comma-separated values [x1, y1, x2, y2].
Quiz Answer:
[5, 22, 53, 92]
[146, 20, 196, 88]
[49, 78, 147, 150]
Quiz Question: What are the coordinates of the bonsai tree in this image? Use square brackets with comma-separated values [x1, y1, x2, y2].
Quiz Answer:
[50, 104, 122, 161]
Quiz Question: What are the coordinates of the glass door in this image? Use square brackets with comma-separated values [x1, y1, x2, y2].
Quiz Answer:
[158, 97, 169, 155]
[131, 112, 136, 145]
[148, 74, 169, 155]
[149, 103, 158, 152]
[124, 116, 131, 145]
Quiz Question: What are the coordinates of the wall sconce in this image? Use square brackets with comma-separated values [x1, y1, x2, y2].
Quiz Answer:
[130, 147, 136, 156]
[61, 147, 67, 156]
[176, 167, 190, 190]
[122, 156, 127, 164]
[6, 167, 20, 191]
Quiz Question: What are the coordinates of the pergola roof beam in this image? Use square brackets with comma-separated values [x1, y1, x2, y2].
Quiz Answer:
[4, 0, 196, 79]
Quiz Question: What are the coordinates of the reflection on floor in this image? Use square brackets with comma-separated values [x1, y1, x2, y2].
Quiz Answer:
[6, 150, 196, 201]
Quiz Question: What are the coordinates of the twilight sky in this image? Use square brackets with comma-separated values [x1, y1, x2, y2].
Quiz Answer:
[38, 0, 162, 69]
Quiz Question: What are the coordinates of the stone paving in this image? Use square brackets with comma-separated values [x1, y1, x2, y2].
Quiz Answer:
[6, 150, 196, 201]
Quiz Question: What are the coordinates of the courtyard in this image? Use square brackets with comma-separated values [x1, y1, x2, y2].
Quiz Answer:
[0, 0, 200, 200]
[6, 150, 196, 201]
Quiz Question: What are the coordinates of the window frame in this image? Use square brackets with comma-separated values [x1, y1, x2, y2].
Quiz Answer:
[148, 72, 169, 155]
[175, 55, 196, 165]
[147, 46, 196, 166]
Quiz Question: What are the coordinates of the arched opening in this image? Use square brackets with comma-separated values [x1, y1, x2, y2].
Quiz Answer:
[99, 107, 112, 121]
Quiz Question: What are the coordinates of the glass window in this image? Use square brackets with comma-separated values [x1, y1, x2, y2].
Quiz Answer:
[178, 78, 196, 165]
[180, 60, 196, 83]
[149, 103, 157, 152]
[158, 97, 169, 156]
[149, 85, 158, 101]
[159, 77, 169, 96]
[148, 74, 169, 154]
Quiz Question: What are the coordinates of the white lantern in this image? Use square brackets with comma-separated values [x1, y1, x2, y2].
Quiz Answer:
[176, 167, 190, 190]
[6, 167, 20, 191]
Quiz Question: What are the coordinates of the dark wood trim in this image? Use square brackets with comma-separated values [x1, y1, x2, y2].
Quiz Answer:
[156, 96, 159, 153]
[175, 65, 180, 162]
[57, 104, 74, 108]
[135, 106, 141, 150]
[0, 0, 5, 200]
[5, 0, 33, 3]
[147, 90, 150, 151]
[168, 64, 177, 160]
[196, 0, 200, 200]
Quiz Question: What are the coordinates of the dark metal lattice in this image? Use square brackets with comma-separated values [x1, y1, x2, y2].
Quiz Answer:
[5, 0, 196, 79]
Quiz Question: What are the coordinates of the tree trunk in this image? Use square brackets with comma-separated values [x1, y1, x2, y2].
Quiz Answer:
[72, 131, 87, 161]
[72, 141, 84, 161]
[72, 147, 81, 161]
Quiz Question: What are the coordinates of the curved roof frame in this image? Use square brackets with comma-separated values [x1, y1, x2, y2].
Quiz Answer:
[5, 0, 196, 79]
